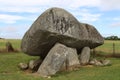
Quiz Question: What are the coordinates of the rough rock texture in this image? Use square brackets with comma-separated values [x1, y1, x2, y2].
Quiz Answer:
[18, 63, 28, 70]
[37, 43, 79, 76]
[6, 42, 14, 52]
[37, 43, 67, 76]
[29, 59, 42, 71]
[61, 46, 80, 71]
[79, 47, 90, 65]
[89, 59, 111, 66]
[21, 7, 104, 59]
[65, 47, 80, 67]
[102, 59, 111, 66]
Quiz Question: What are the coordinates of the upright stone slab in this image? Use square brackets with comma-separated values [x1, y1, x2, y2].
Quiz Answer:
[37, 43, 67, 76]
[79, 47, 90, 65]
[63, 48, 80, 70]
[6, 42, 14, 52]
[37, 43, 80, 76]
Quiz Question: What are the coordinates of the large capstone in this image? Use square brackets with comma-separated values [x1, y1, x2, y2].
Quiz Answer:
[21, 7, 104, 59]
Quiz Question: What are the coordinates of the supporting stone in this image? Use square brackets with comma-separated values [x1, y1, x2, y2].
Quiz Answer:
[37, 43, 80, 77]
[61, 48, 80, 71]
[29, 59, 42, 72]
[79, 47, 90, 65]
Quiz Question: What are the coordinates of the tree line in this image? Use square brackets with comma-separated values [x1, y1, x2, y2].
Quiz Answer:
[104, 36, 120, 40]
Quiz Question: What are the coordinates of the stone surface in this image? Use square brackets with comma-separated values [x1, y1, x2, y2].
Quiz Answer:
[37, 43, 80, 76]
[37, 43, 67, 76]
[18, 63, 28, 70]
[66, 48, 80, 67]
[102, 60, 111, 66]
[21, 7, 104, 59]
[61, 46, 80, 71]
[89, 59, 111, 66]
[6, 42, 14, 52]
[79, 47, 90, 65]
[29, 59, 42, 71]
[89, 59, 96, 65]
[89, 59, 103, 66]
[94, 60, 103, 66]
[29, 60, 34, 69]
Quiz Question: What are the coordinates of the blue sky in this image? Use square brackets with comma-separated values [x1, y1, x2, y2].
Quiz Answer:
[0, 0, 120, 39]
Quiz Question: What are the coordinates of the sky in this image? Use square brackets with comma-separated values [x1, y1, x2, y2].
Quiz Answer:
[0, 0, 120, 39]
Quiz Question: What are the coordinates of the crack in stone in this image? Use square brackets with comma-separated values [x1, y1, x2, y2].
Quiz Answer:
[49, 9, 72, 34]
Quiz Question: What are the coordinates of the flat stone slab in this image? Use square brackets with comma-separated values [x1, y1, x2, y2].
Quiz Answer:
[21, 7, 104, 59]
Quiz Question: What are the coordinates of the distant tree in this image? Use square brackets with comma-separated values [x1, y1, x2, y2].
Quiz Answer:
[105, 36, 120, 40]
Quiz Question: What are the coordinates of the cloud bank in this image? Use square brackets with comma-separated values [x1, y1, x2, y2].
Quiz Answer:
[0, 0, 120, 38]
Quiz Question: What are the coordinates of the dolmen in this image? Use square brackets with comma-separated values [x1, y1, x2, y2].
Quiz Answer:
[21, 7, 104, 77]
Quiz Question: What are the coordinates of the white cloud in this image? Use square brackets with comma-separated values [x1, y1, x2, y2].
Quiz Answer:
[0, 7, 41, 13]
[0, 0, 119, 24]
[0, 0, 120, 39]
[79, 13, 101, 22]
[0, 14, 37, 24]
[0, 25, 30, 39]
[0, 0, 99, 7]
[0, 14, 25, 23]
[0, 26, 19, 39]
[99, 0, 120, 11]
[113, 17, 120, 21]
[0, 0, 120, 14]
[70, 9, 101, 22]
[0, 0, 100, 13]
[109, 22, 120, 27]
[69, 0, 100, 8]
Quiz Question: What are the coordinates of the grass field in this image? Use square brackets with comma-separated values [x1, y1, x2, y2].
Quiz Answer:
[0, 39, 21, 50]
[96, 40, 120, 54]
[0, 39, 120, 80]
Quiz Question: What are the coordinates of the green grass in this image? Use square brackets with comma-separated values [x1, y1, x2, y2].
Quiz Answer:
[0, 53, 119, 80]
[0, 53, 40, 80]
[0, 39, 120, 80]
[96, 40, 120, 54]
[0, 39, 21, 50]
